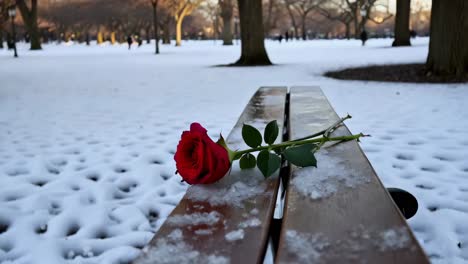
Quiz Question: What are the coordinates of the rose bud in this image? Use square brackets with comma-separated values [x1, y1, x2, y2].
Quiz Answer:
[174, 123, 231, 184]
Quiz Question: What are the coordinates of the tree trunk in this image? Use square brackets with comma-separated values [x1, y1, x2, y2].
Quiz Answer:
[175, 18, 183, 46]
[97, 31, 103, 44]
[265, 0, 275, 35]
[426, 0, 468, 78]
[392, 0, 411, 46]
[220, 0, 233, 45]
[28, 18, 41, 49]
[354, 11, 359, 39]
[175, 5, 191, 47]
[301, 15, 307, 40]
[214, 15, 219, 40]
[286, 3, 299, 40]
[0, 28, 3, 49]
[345, 22, 350, 40]
[152, 0, 160, 54]
[234, 0, 272, 66]
[146, 26, 151, 44]
[17, 0, 42, 50]
[353, 5, 366, 39]
[162, 20, 170, 44]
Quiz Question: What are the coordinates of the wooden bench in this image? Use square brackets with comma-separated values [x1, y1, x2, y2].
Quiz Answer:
[134, 87, 429, 264]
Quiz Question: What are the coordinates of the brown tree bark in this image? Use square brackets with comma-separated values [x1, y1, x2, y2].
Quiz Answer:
[234, 0, 272, 66]
[0, 28, 3, 49]
[16, 0, 41, 50]
[345, 22, 351, 40]
[151, 0, 160, 54]
[161, 17, 171, 44]
[175, 13, 184, 46]
[220, 0, 233, 45]
[169, 0, 202, 46]
[426, 0, 468, 78]
[264, 0, 275, 35]
[301, 14, 307, 40]
[392, 0, 411, 46]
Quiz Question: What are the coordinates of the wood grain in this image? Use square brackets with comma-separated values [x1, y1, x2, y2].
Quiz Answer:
[276, 87, 429, 264]
[134, 87, 287, 264]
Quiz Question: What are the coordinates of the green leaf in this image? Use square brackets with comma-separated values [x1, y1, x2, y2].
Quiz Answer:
[256, 150, 281, 178]
[239, 153, 256, 169]
[283, 144, 317, 167]
[242, 124, 262, 148]
[264, 120, 279, 145]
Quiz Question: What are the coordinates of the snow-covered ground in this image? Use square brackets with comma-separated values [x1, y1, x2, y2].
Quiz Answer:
[1, 38, 467, 264]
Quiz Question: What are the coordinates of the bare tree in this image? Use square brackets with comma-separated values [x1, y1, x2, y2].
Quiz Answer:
[392, 0, 411, 46]
[264, 0, 277, 35]
[167, 0, 203, 46]
[234, 0, 271, 65]
[16, 0, 41, 49]
[219, 0, 233, 45]
[286, 0, 326, 40]
[284, 0, 299, 39]
[159, 2, 173, 45]
[426, 0, 468, 78]
[201, 1, 220, 39]
[318, 1, 353, 39]
[321, 0, 392, 38]
[348, 0, 392, 38]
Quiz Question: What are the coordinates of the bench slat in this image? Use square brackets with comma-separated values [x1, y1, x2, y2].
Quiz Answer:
[276, 87, 429, 263]
[135, 87, 287, 264]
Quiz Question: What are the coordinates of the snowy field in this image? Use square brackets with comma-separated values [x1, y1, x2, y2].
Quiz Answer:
[1, 38, 467, 264]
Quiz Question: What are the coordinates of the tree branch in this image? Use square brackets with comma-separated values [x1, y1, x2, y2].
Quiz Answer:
[368, 14, 393, 24]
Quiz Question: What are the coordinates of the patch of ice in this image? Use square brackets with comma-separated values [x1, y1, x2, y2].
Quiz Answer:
[194, 229, 214, 236]
[225, 229, 245, 242]
[378, 227, 410, 251]
[285, 230, 329, 263]
[167, 212, 221, 226]
[291, 149, 370, 200]
[239, 218, 261, 228]
[337, 225, 412, 254]
[187, 174, 266, 208]
[140, 228, 228, 264]
[167, 229, 183, 240]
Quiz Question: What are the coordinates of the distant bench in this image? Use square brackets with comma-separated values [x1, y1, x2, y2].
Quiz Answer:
[134, 87, 429, 264]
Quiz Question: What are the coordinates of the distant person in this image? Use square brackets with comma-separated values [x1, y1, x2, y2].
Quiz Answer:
[285, 31, 289, 42]
[278, 35, 283, 43]
[138, 38, 143, 47]
[127, 36, 132, 50]
[360, 30, 368, 46]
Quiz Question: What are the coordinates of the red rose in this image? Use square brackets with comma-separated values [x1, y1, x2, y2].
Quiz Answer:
[174, 123, 231, 184]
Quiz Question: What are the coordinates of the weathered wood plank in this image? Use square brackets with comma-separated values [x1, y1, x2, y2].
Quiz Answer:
[135, 87, 287, 264]
[276, 87, 429, 263]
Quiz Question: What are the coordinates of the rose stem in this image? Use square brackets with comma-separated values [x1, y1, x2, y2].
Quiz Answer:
[290, 114, 352, 142]
[234, 133, 365, 158]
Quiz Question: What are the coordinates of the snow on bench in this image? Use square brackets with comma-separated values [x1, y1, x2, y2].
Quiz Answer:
[134, 87, 288, 264]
